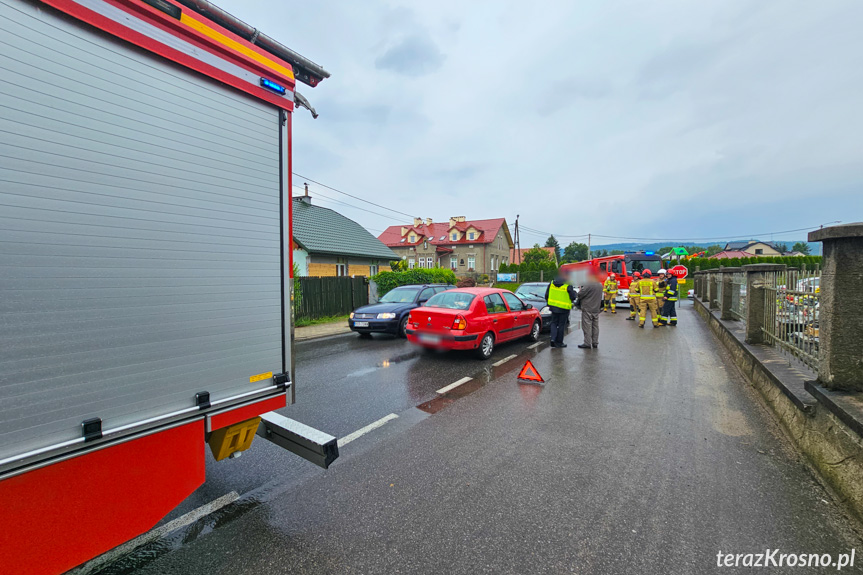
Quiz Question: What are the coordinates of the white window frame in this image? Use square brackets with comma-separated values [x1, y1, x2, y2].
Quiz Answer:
[450, 257, 458, 270]
[467, 255, 475, 270]
[336, 257, 347, 277]
[451, 232, 458, 241]
[408, 257, 415, 269]
[468, 231, 475, 240]
[369, 261, 378, 276]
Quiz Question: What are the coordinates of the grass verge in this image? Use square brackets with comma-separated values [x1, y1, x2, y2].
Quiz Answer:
[295, 314, 350, 328]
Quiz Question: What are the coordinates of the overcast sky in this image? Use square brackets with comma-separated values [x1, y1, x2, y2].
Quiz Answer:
[219, 0, 861, 247]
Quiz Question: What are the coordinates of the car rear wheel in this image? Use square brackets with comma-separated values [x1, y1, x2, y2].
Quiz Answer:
[398, 316, 409, 338]
[475, 332, 495, 359]
[528, 320, 541, 342]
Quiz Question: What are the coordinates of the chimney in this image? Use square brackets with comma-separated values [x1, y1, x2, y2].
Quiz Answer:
[414, 217, 423, 227]
[401, 227, 408, 236]
[449, 217, 457, 227]
[456, 216, 466, 223]
[426, 218, 433, 226]
[299, 182, 312, 204]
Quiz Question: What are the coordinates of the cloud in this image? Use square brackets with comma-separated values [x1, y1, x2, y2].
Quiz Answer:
[537, 76, 613, 116]
[375, 33, 445, 77]
[636, 41, 723, 99]
[426, 163, 487, 186]
[215, 0, 862, 242]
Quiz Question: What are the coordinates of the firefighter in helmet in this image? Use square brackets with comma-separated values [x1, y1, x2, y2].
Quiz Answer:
[658, 268, 679, 326]
[603, 273, 619, 314]
[627, 272, 641, 321]
[654, 269, 668, 326]
[637, 270, 660, 328]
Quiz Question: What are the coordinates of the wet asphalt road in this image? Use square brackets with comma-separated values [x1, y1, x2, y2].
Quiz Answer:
[103, 303, 863, 574]
[160, 325, 549, 521]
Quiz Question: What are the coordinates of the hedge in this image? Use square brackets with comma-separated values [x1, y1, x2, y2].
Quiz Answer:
[370, 268, 457, 296]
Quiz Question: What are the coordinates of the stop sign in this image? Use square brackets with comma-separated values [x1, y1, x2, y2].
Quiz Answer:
[668, 265, 688, 279]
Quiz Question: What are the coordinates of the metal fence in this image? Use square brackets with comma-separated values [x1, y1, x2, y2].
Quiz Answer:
[294, 276, 368, 320]
[729, 272, 746, 320]
[761, 268, 821, 370]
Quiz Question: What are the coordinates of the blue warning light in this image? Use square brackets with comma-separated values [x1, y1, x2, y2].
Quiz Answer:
[260, 78, 287, 95]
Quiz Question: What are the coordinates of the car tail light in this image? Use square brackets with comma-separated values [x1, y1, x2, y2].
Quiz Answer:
[452, 315, 466, 330]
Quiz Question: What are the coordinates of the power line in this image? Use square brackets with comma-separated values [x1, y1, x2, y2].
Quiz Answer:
[293, 172, 416, 220]
[516, 223, 833, 244]
[292, 185, 402, 223]
[588, 224, 830, 242]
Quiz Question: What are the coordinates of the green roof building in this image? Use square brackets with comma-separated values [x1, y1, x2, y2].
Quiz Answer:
[292, 195, 397, 277]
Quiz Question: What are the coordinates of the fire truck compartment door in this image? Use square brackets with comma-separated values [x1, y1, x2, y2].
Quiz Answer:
[0, 0, 289, 472]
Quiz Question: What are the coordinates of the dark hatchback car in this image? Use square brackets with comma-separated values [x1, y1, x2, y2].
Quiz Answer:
[349, 284, 454, 337]
[514, 282, 553, 329]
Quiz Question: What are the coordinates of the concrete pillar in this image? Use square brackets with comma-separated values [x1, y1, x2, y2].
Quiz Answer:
[707, 272, 719, 309]
[720, 267, 740, 320]
[742, 264, 786, 344]
[809, 223, 863, 391]
[701, 272, 711, 303]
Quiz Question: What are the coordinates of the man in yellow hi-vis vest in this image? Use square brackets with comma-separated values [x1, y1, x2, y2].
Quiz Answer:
[544, 275, 577, 347]
[637, 270, 660, 328]
[603, 273, 619, 314]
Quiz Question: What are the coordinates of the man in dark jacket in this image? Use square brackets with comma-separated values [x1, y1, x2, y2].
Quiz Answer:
[575, 274, 603, 349]
[544, 275, 577, 348]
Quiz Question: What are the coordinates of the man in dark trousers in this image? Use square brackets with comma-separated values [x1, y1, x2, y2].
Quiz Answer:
[658, 269, 679, 326]
[575, 272, 603, 349]
[544, 274, 577, 348]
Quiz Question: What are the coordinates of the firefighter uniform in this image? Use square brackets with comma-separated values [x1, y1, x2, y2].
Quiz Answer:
[660, 276, 679, 326]
[654, 279, 667, 325]
[627, 275, 641, 320]
[637, 277, 659, 327]
[603, 276, 619, 314]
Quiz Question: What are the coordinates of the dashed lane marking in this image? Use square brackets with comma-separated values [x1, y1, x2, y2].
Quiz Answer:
[338, 413, 399, 447]
[69, 491, 240, 574]
[492, 354, 518, 367]
[528, 342, 543, 349]
[436, 377, 473, 395]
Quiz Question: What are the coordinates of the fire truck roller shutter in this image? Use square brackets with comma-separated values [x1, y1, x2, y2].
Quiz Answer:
[0, 0, 287, 469]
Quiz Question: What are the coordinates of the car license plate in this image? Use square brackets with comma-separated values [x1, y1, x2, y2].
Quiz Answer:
[418, 333, 441, 344]
[354, 321, 369, 327]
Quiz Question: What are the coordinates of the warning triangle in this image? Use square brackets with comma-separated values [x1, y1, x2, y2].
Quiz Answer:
[517, 360, 544, 383]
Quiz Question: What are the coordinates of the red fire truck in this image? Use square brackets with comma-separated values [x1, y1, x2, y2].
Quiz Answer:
[0, 1, 336, 573]
[559, 252, 664, 306]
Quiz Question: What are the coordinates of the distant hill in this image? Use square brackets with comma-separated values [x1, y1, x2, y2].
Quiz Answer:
[588, 240, 822, 256]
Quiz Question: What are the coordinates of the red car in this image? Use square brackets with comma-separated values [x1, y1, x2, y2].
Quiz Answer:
[406, 288, 542, 359]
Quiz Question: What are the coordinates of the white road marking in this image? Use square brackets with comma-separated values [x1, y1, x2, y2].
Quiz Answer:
[436, 376, 473, 394]
[528, 342, 543, 349]
[338, 413, 399, 447]
[493, 354, 518, 366]
[69, 491, 240, 574]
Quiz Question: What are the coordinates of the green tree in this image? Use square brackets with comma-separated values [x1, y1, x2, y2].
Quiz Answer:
[544, 235, 561, 253]
[792, 242, 811, 255]
[523, 246, 553, 265]
[562, 241, 589, 263]
[773, 242, 789, 253]
[706, 244, 724, 256]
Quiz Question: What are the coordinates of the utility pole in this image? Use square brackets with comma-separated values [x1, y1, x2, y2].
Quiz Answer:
[515, 215, 521, 264]
[587, 233, 591, 260]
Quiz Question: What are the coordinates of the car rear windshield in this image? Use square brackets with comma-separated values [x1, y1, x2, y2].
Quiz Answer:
[515, 284, 547, 299]
[379, 287, 420, 303]
[425, 292, 475, 310]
